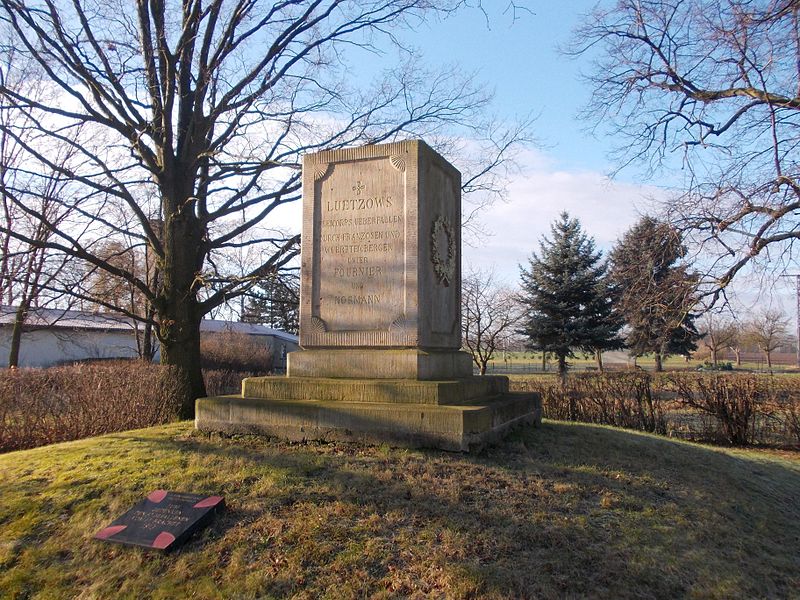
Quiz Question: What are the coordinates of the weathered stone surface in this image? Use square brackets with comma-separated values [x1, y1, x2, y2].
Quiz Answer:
[299, 140, 460, 352]
[195, 140, 540, 451]
[241, 375, 508, 405]
[287, 348, 472, 380]
[196, 392, 540, 453]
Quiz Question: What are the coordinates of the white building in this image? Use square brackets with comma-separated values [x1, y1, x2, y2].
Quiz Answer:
[0, 305, 298, 370]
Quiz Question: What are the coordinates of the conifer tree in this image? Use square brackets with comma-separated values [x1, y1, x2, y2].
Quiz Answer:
[518, 212, 623, 378]
[242, 274, 300, 335]
[609, 217, 700, 371]
[584, 276, 626, 371]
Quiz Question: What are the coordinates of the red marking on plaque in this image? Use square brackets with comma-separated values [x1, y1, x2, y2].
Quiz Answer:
[193, 495, 223, 509]
[95, 525, 127, 539]
[147, 490, 168, 503]
[152, 531, 176, 549]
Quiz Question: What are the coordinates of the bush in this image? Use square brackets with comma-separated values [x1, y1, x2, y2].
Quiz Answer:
[511, 372, 666, 434]
[761, 377, 800, 447]
[697, 361, 733, 372]
[0, 362, 184, 452]
[200, 329, 273, 373]
[666, 374, 759, 445]
[203, 369, 262, 397]
[511, 372, 800, 448]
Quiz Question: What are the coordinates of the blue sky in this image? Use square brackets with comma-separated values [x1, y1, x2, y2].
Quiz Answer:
[405, 2, 609, 171]
[394, 4, 671, 273]
[262, 3, 795, 320]
[397, 3, 798, 319]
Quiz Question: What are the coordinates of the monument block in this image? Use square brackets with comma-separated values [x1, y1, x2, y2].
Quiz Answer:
[291, 140, 471, 379]
[301, 140, 459, 349]
[196, 140, 540, 451]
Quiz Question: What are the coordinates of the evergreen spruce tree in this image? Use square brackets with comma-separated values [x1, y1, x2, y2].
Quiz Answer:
[609, 217, 700, 371]
[584, 275, 626, 371]
[242, 274, 300, 334]
[518, 212, 623, 378]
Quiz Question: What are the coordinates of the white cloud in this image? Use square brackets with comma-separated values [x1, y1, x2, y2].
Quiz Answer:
[463, 149, 667, 284]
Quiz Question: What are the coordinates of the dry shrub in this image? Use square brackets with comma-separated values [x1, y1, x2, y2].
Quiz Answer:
[200, 330, 272, 397]
[665, 374, 760, 446]
[0, 361, 184, 453]
[582, 372, 666, 434]
[756, 377, 800, 447]
[511, 372, 800, 447]
[777, 394, 800, 447]
[663, 374, 800, 447]
[203, 369, 262, 396]
[200, 329, 273, 373]
[511, 373, 666, 434]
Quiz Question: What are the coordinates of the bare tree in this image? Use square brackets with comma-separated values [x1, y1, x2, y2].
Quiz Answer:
[0, 1, 532, 415]
[5, 183, 76, 368]
[571, 0, 800, 298]
[0, 48, 79, 367]
[608, 217, 700, 372]
[699, 312, 739, 366]
[745, 308, 790, 370]
[461, 268, 522, 376]
[727, 322, 745, 367]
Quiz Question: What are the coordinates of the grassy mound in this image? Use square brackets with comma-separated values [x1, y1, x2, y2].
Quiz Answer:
[1, 421, 798, 599]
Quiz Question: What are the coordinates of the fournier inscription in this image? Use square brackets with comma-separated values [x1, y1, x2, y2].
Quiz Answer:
[318, 162, 405, 331]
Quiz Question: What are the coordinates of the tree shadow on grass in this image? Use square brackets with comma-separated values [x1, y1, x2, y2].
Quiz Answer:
[1, 421, 799, 599]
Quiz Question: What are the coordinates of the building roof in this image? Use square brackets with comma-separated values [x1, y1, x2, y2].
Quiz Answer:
[0, 305, 298, 343]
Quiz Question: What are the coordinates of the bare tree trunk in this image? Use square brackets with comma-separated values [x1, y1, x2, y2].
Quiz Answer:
[542, 352, 546, 372]
[479, 361, 487, 376]
[558, 353, 567, 381]
[734, 348, 741, 366]
[157, 187, 207, 417]
[8, 301, 28, 367]
[142, 319, 154, 361]
[765, 350, 772, 370]
[711, 347, 718, 366]
[654, 353, 663, 372]
[159, 311, 205, 419]
[595, 349, 604, 372]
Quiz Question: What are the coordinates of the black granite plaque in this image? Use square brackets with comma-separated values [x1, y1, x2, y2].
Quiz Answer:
[94, 490, 225, 551]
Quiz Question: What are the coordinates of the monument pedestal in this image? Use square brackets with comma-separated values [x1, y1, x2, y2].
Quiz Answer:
[287, 348, 473, 380]
[195, 140, 541, 451]
[195, 374, 541, 452]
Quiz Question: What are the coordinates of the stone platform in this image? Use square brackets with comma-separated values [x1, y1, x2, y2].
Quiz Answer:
[195, 376, 541, 452]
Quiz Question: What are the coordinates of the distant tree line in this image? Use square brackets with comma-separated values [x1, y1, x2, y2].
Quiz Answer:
[460, 212, 704, 378]
[463, 210, 796, 378]
[510, 212, 701, 378]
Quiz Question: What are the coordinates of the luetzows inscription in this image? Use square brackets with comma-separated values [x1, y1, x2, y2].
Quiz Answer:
[317, 158, 405, 331]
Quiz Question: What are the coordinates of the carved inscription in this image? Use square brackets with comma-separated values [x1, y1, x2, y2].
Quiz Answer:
[318, 158, 404, 331]
[94, 490, 225, 551]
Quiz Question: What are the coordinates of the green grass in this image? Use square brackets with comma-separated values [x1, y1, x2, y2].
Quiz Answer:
[1, 422, 799, 599]
[496, 351, 800, 373]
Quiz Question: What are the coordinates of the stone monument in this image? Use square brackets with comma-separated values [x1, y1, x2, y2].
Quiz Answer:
[196, 140, 540, 451]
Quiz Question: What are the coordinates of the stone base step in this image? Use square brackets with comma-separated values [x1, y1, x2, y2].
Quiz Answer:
[195, 392, 541, 452]
[240, 375, 509, 405]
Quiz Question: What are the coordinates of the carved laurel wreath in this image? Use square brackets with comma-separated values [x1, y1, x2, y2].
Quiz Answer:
[430, 215, 456, 287]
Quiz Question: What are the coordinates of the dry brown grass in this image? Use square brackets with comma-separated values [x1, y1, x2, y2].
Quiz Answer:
[1, 420, 798, 598]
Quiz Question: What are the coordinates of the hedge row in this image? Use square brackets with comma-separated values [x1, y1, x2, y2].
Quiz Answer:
[0, 362, 185, 453]
[511, 372, 800, 447]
